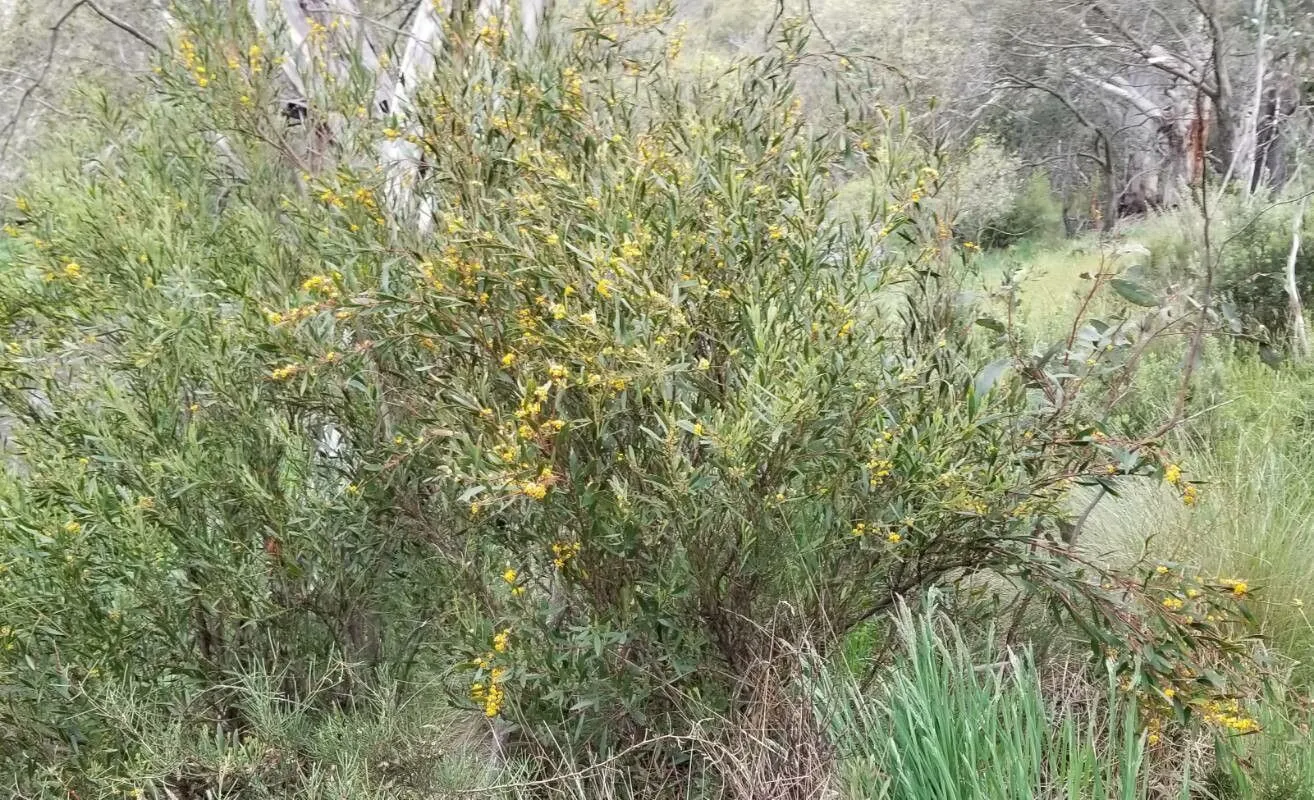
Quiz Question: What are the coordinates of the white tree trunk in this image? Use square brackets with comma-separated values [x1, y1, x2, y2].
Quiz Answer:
[249, 0, 542, 230]
[1235, 0, 1268, 195]
[1285, 197, 1308, 357]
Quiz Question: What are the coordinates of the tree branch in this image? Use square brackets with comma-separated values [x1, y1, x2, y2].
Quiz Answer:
[1, 1, 161, 165]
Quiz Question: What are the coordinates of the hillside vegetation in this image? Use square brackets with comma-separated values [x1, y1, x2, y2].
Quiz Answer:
[2, 1, 1314, 798]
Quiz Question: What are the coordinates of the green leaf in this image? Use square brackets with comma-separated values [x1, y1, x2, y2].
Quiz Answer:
[973, 357, 1011, 397]
[1108, 279, 1159, 307]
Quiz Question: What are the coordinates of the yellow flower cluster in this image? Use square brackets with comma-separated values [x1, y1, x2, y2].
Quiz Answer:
[269, 363, 301, 381]
[301, 271, 342, 297]
[265, 303, 323, 326]
[502, 566, 525, 596]
[1199, 698, 1258, 735]
[470, 663, 509, 718]
[867, 458, 893, 488]
[520, 480, 548, 500]
[1221, 579, 1249, 598]
[552, 540, 581, 570]
[957, 496, 989, 516]
[469, 626, 515, 715]
[43, 262, 83, 283]
[176, 31, 208, 87]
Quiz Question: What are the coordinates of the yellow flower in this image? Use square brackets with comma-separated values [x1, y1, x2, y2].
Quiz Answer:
[501, 352, 516, 367]
[596, 278, 613, 299]
[502, 567, 517, 584]
[520, 481, 548, 500]
[1228, 581, 1249, 598]
[63, 520, 81, 535]
[692, 422, 705, 436]
[1164, 463, 1182, 485]
[301, 274, 338, 295]
[1155, 565, 1170, 575]
[1162, 597, 1184, 611]
[886, 532, 902, 544]
[767, 224, 784, 240]
[482, 683, 505, 717]
[492, 628, 511, 653]
[269, 364, 300, 381]
[551, 303, 567, 320]
[1182, 485, 1200, 506]
[548, 363, 568, 381]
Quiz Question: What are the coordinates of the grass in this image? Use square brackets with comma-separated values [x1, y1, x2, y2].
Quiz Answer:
[978, 214, 1314, 682]
[814, 598, 1194, 800]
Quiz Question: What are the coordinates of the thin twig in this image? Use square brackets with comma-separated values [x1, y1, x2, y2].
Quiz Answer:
[0, 1, 160, 165]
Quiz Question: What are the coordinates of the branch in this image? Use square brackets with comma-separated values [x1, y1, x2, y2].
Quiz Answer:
[1, 0, 161, 165]
[998, 73, 1102, 137]
[1072, 68, 1164, 121]
[1089, 1, 1217, 97]
[72, 0, 162, 52]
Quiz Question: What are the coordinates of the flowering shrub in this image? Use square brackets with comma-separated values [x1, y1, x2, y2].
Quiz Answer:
[0, 2, 1263, 790]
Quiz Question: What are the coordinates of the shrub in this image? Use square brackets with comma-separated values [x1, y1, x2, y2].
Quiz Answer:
[991, 170, 1066, 247]
[1134, 196, 1314, 344]
[0, 3, 1265, 794]
[946, 136, 1023, 245]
